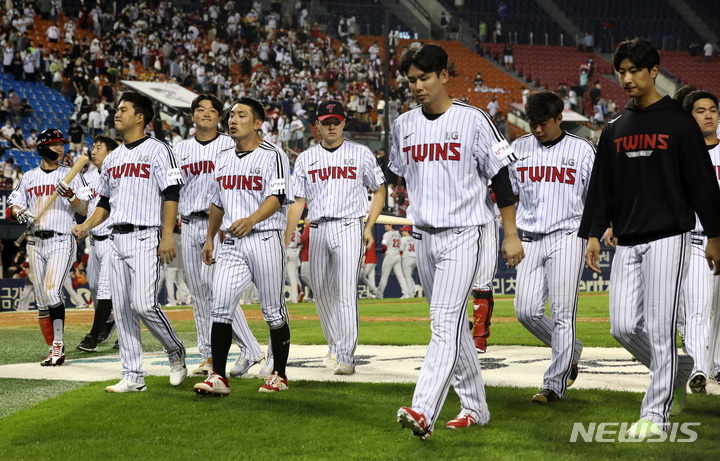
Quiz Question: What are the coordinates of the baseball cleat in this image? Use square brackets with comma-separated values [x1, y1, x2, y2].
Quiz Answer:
[229, 354, 264, 378]
[474, 336, 487, 354]
[105, 379, 147, 393]
[567, 363, 579, 387]
[193, 358, 213, 375]
[446, 413, 477, 429]
[112, 339, 119, 350]
[397, 407, 431, 440]
[688, 372, 707, 394]
[334, 362, 354, 375]
[532, 389, 561, 403]
[169, 348, 187, 386]
[259, 372, 289, 393]
[41, 341, 65, 366]
[194, 372, 230, 396]
[625, 419, 665, 440]
[322, 352, 337, 368]
[713, 371, 720, 384]
[97, 320, 116, 343]
[77, 334, 98, 352]
[257, 360, 274, 378]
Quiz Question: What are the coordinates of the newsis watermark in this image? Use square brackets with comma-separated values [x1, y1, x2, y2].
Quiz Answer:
[569, 422, 700, 442]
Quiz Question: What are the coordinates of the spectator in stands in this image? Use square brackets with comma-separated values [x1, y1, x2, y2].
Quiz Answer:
[68, 120, 84, 153]
[11, 128, 29, 151]
[494, 110, 509, 139]
[503, 43, 514, 71]
[589, 81, 602, 106]
[2, 43, 13, 74]
[20, 99, 32, 118]
[3, 157, 14, 188]
[11, 52, 23, 81]
[498, 1, 508, 20]
[522, 86, 530, 106]
[704, 42, 714, 62]
[593, 97, 606, 127]
[474, 73, 484, 92]
[607, 99, 616, 118]
[494, 20, 503, 43]
[1, 121, 14, 141]
[0, 92, 8, 124]
[26, 129, 37, 148]
[440, 13, 450, 39]
[12, 165, 23, 189]
[487, 97, 499, 117]
[22, 53, 35, 81]
[582, 32, 594, 53]
[46, 24, 60, 43]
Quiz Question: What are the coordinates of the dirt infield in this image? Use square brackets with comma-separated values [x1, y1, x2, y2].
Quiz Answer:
[0, 308, 610, 327]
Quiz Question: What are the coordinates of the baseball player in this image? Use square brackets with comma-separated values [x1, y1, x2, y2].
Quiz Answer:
[359, 238, 380, 298]
[7, 128, 89, 366]
[193, 98, 293, 396]
[162, 226, 191, 306]
[391, 43, 523, 439]
[678, 90, 720, 394]
[286, 227, 302, 303]
[399, 225, 417, 297]
[76, 135, 118, 352]
[299, 220, 313, 302]
[174, 94, 264, 376]
[285, 100, 386, 375]
[510, 91, 594, 403]
[72, 91, 188, 393]
[377, 224, 410, 299]
[580, 39, 720, 438]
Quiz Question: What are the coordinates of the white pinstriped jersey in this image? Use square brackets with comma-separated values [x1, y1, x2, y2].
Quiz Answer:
[174, 133, 235, 216]
[400, 235, 415, 258]
[8, 165, 88, 233]
[82, 169, 112, 237]
[96, 136, 184, 227]
[382, 230, 402, 255]
[208, 140, 293, 231]
[389, 101, 517, 228]
[693, 143, 720, 233]
[510, 132, 595, 234]
[292, 139, 385, 221]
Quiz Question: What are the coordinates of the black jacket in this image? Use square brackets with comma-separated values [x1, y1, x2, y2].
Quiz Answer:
[579, 96, 720, 245]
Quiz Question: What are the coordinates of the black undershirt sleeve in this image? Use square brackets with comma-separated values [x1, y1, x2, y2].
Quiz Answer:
[491, 167, 514, 208]
[273, 193, 286, 205]
[162, 185, 181, 202]
[97, 195, 111, 212]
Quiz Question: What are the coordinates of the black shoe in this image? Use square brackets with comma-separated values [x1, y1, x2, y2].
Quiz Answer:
[112, 339, 119, 350]
[567, 363, 579, 387]
[97, 320, 116, 343]
[77, 334, 98, 352]
[532, 389, 561, 403]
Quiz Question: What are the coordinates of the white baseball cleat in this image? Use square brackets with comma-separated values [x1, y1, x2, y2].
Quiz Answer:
[334, 362, 354, 375]
[257, 360, 275, 378]
[169, 349, 187, 386]
[322, 352, 337, 368]
[105, 379, 147, 393]
[229, 354, 264, 378]
[192, 358, 213, 375]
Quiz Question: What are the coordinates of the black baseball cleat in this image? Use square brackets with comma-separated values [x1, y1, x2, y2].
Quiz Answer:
[112, 339, 119, 350]
[77, 334, 98, 352]
[567, 363, 579, 387]
[97, 319, 116, 343]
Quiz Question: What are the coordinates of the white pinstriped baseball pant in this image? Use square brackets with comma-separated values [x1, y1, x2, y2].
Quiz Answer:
[26, 234, 76, 308]
[110, 228, 185, 385]
[411, 225, 489, 431]
[472, 217, 500, 291]
[182, 216, 262, 362]
[87, 237, 113, 301]
[609, 233, 693, 430]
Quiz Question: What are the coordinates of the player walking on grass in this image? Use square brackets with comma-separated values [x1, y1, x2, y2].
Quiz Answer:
[378, 224, 409, 299]
[8, 128, 89, 366]
[193, 98, 293, 396]
[174, 94, 264, 377]
[579, 39, 720, 439]
[510, 91, 594, 403]
[72, 91, 188, 393]
[391, 43, 523, 439]
[76, 135, 118, 353]
[399, 225, 417, 297]
[284, 101, 386, 375]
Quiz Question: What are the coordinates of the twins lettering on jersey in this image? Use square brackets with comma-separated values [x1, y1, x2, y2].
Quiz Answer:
[308, 166, 357, 182]
[401, 142, 461, 164]
[515, 166, 577, 185]
[107, 163, 151, 179]
[216, 174, 263, 191]
[181, 160, 215, 177]
[26, 184, 61, 198]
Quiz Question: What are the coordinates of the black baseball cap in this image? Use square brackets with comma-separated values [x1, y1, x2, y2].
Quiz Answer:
[317, 101, 346, 121]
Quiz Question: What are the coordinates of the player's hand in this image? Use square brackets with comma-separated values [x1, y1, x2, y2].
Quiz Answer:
[202, 240, 215, 266]
[705, 237, 720, 276]
[363, 228, 374, 250]
[502, 232, 524, 269]
[71, 224, 89, 240]
[56, 181, 74, 200]
[602, 227, 617, 248]
[158, 234, 176, 264]
[229, 217, 254, 238]
[585, 237, 602, 273]
[16, 209, 36, 224]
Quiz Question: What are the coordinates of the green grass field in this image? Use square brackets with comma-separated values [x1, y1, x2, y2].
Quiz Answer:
[0, 293, 717, 459]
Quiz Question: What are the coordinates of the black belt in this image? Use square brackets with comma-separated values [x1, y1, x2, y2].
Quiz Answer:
[184, 211, 209, 219]
[691, 231, 705, 236]
[520, 230, 546, 242]
[112, 224, 149, 234]
[33, 230, 61, 239]
[93, 235, 110, 241]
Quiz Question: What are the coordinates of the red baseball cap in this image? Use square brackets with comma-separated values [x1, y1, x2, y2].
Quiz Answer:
[400, 225, 412, 232]
[316, 101, 346, 121]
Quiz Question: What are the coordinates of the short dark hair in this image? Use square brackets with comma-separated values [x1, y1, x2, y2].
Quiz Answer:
[673, 85, 697, 104]
[525, 91, 564, 121]
[93, 135, 119, 151]
[682, 90, 719, 113]
[399, 43, 448, 76]
[191, 94, 223, 113]
[118, 91, 155, 127]
[613, 38, 660, 72]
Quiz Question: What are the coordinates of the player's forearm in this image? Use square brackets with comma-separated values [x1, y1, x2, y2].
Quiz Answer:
[82, 207, 110, 231]
[365, 186, 386, 230]
[498, 204, 519, 237]
[285, 199, 306, 238]
[207, 204, 224, 241]
[162, 200, 179, 239]
[248, 196, 282, 226]
[69, 195, 88, 215]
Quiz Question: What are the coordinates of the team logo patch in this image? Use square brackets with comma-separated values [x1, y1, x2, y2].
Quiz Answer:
[374, 165, 385, 184]
[491, 139, 513, 160]
[269, 178, 285, 192]
[167, 168, 182, 181]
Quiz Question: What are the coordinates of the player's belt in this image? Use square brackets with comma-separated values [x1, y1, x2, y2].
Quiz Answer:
[112, 224, 149, 234]
[92, 235, 110, 241]
[183, 211, 209, 219]
[520, 230, 546, 242]
[32, 230, 61, 239]
[691, 231, 705, 236]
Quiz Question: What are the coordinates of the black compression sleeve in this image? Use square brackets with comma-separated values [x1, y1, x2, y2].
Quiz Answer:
[491, 167, 514, 208]
[273, 193, 286, 205]
[98, 196, 111, 212]
[162, 185, 181, 202]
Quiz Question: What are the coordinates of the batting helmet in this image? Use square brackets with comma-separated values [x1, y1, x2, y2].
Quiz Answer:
[37, 128, 69, 161]
[400, 225, 412, 232]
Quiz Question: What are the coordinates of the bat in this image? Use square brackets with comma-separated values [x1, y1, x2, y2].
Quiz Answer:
[14, 155, 90, 247]
[365, 214, 412, 226]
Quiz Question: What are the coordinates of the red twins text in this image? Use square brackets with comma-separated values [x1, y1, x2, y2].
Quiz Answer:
[216, 175, 262, 190]
[308, 166, 357, 182]
[402, 143, 461, 164]
[614, 134, 669, 152]
[107, 163, 151, 179]
[516, 166, 577, 184]
[27, 184, 59, 198]
[182, 161, 215, 177]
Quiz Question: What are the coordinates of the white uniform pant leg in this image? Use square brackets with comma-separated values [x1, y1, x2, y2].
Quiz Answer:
[683, 240, 713, 375]
[211, 240, 253, 325]
[174, 269, 191, 303]
[286, 257, 300, 303]
[165, 267, 179, 304]
[64, 276, 83, 305]
[310, 223, 338, 354]
[377, 254, 395, 295]
[413, 226, 488, 430]
[18, 282, 35, 310]
[609, 234, 691, 429]
[87, 240, 100, 302]
[247, 231, 289, 331]
[183, 218, 213, 360]
[392, 255, 409, 296]
[473, 219, 500, 291]
[709, 278, 720, 376]
[360, 262, 378, 294]
[402, 257, 417, 296]
[31, 236, 76, 308]
[26, 239, 49, 308]
[300, 261, 312, 294]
